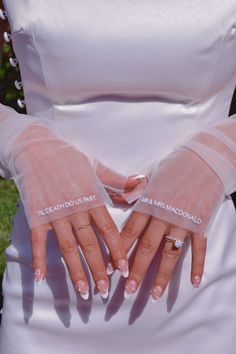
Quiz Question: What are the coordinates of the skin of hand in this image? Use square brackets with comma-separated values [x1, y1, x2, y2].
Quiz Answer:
[13, 125, 145, 301]
[31, 173, 144, 301]
[121, 215, 206, 301]
[107, 147, 224, 302]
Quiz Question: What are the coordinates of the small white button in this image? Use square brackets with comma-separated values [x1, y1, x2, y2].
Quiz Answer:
[9, 57, 18, 67]
[0, 9, 7, 20]
[17, 99, 25, 109]
[3, 32, 12, 42]
[14, 80, 23, 90]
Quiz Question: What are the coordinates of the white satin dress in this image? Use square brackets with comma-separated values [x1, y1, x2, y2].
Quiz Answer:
[0, 2, 236, 354]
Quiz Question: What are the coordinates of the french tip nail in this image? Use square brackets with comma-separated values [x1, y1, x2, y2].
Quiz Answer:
[150, 296, 159, 303]
[124, 290, 131, 299]
[131, 174, 146, 180]
[34, 269, 44, 284]
[124, 290, 135, 299]
[121, 269, 129, 278]
[193, 286, 199, 291]
[80, 292, 89, 300]
[100, 290, 109, 299]
[106, 263, 115, 275]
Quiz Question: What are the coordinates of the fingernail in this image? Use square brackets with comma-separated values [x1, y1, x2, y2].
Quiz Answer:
[131, 174, 147, 181]
[106, 262, 115, 275]
[151, 285, 163, 302]
[97, 279, 109, 299]
[76, 280, 89, 300]
[117, 259, 129, 278]
[34, 268, 43, 284]
[124, 280, 137, 299]
[192, 275, 201, 291]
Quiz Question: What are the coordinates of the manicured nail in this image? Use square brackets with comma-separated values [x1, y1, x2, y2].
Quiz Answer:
[106, 262, 115, 275]
[124, 280, 137, 299]
[76, 280, 89, 300]
[34, 268, 43, 284]
[131, 174, 147, 181]
[151, 285, 163, 302]
[97, 279, 109, 299]
[117, 259, 129, 278]
[192, 275, 201, 291]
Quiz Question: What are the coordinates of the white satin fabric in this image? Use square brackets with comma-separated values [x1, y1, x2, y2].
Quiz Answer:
[0, 1, 236, 353]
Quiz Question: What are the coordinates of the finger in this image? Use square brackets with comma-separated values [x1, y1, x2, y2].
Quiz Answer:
[191, 233, 207, 290]
[52, 218, 89, 300]
[107, 193, 131, 206]
[124, 175, 148, 191]
[105, 210, 150, 277]
[151, 227, 188, 302]
[108, 176, 148, 205]
[89, 206, 129, 278]
[70, 212, 109, 299]
[121, 211, 151, 253]
[124, 217, 168, 298]
[31, 224, 48, 284]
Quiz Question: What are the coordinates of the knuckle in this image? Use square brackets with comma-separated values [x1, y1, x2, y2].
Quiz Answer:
[60, 239, 77, 255]
[195, 242, 207, 253]
[139, 238, 156, 255]
[31, 233, 41, 245]
[121, 225, 136, 240]
[163, 248, 180, 260]
[195, 246, 206, 254]
[81, 236, 98, 252]
[100, 222, 117, 236]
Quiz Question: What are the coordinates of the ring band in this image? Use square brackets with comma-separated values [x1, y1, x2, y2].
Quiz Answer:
[164, 235, 185, 249]
[76, 223, 91, 231]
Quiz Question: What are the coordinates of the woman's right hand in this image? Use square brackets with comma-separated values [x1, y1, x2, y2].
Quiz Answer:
[31, 205, 128, 300]
[11, 124, 143, 300]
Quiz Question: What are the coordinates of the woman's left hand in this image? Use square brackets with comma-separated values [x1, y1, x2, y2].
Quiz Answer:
[112, 146, 225, 301]
[120, 212, 207, 301]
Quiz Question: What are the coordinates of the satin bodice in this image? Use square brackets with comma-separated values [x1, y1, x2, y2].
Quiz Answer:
[3, 1, 236, 175]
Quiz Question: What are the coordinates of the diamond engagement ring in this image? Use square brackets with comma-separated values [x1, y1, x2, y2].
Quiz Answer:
[76, 223, 91, 231]
[164, 236, 185, 249]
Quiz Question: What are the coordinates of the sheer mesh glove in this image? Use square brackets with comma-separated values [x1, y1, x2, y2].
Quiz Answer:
[182, 114, 236, 197]
[131, 114, 236, 238]
[131, 145, 225, 238]
[0, 104, 139, 229]
[9, 123, 111, 229]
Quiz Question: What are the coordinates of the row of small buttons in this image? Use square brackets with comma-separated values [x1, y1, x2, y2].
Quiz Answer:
[0, 9, 7, 20]
[1, 8, 25, 109]
[3, 31, 12, 42]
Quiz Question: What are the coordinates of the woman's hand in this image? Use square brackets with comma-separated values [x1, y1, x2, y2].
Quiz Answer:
[31, 205, 129, 300]
[11, 124, 143, 300]
[120, 213, 207, 301]
[110, 147, 225, 301]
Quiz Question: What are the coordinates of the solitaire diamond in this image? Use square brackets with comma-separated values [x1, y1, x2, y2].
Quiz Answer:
[174, 240, 183, 248]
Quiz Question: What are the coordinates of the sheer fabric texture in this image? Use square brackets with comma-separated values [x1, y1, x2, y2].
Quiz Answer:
[0, 1, 236, 354]
[183, 114, 236, 196]
[132, 114, 236, 237]
[0, 105, 134, 229]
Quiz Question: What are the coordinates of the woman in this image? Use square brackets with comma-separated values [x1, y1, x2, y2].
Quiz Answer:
[0, 1, 236, 353]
